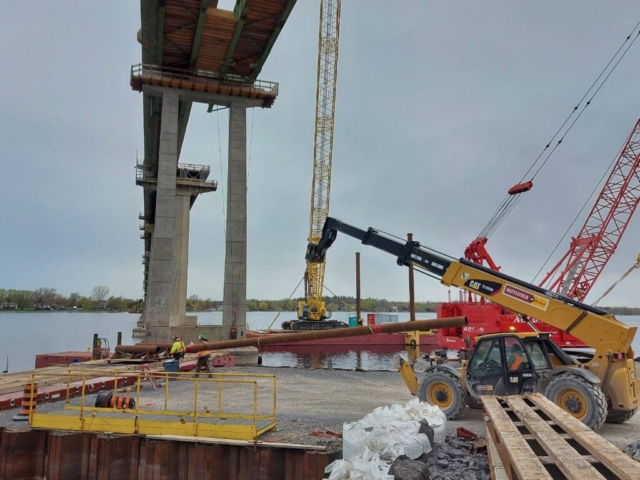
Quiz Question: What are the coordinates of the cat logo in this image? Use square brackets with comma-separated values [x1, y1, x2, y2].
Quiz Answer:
[509, 377, 518, 383]
[469, 280, 481, 290]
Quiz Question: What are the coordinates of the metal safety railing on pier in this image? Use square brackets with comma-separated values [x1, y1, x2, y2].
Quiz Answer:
[26, 369, 277, 441]
[135, 162, 218, 190]
[130, 64, 279, 106]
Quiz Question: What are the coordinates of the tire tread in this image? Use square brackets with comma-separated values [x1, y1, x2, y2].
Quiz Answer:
[545, 374, 607, 430]
[418, 370, 467, 420]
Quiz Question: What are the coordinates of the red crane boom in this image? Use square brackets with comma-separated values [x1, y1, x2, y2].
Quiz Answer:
[540, 118, 640, 301]
[439, 118, 640, 351]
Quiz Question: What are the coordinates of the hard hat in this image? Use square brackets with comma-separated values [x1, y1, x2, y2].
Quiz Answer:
[199, 334, 206, 340]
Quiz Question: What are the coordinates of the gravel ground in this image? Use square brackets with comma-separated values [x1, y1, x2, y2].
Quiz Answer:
[1, 364, 639, 454]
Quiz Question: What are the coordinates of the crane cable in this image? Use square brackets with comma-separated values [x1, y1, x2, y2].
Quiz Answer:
[322, 282, 355, 311]
[531, 138, 627, 285]
[478, 19, 640, 240]
[265, 274, 306, 332]
[591, 253, 640, 306]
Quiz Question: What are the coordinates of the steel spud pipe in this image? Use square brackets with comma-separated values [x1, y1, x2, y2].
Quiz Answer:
[118, 317, 467, 354]
[114, 345, 162, 354]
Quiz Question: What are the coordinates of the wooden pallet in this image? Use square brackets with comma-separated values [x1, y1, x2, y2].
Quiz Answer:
[482, 393, 640, 480]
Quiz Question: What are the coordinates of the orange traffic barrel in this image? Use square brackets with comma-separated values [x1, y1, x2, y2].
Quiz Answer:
[110, 395, 136, 409]
[13, 383, 38, 421]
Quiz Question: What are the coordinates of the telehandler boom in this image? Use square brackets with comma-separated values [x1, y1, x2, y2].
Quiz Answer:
[306, 217, 639, 429]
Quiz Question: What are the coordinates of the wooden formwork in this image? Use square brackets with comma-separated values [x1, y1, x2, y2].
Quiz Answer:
[482, 393, 640, 480]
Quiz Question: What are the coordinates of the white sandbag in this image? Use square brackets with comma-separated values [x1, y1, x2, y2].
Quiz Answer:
[343, 419, 432, 461]
[402, 398, 447, 445]
[386, 421, 430, 459]
[325, 448, 394, 480]
[343, 422, 369, 462]
[325, 460, 352, 480]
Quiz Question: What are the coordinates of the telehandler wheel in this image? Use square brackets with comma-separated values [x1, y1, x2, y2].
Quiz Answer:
[545, 374, 607, 430]
[418, 371, 466, 420]
[606, 407, 637, 424]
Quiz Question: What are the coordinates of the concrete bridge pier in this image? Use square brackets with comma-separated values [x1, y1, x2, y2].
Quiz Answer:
[138, 85, 265, 344]
[223, 102, 248, 340]
[146, 91, 180, 341]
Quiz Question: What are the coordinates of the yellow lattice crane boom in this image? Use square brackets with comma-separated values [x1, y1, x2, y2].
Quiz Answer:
[284, 0, 343, 330]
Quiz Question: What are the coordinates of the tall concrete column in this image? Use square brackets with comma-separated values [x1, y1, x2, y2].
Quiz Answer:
[222, 102, 247, 338]
[146, 92, 179, 333]
[170, 194, 191, 326]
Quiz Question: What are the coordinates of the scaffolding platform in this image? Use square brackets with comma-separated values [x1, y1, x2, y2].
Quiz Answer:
[25, 369, 277, 442]
[31, 409, 275, 440]
[130, 64, 279, 107]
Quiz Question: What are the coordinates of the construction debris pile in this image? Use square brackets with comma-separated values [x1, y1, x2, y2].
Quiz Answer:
[323, 399, 489, 480]
[624, 440, 640, 462]
[427, 433, 490, 480]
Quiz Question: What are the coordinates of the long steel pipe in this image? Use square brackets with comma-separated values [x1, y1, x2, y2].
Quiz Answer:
[114, 345, 162, 354]
[117, 317, 467, 354]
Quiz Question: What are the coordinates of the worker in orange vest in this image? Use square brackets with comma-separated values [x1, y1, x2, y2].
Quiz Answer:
[195, 334, 212, 377]
[509, 343, 524, 371]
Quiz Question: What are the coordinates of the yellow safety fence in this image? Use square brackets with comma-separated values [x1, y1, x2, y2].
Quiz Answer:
[26, 369, 277, 441]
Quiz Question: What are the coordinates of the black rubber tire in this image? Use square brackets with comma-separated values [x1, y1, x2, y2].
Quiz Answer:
[545, 374, 607, 430]
[606, 407, 637, 424]
[418, 371, 466, 420]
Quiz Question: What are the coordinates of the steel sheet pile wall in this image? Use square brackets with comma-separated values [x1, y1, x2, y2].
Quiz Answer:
[0, 427, 331, 479]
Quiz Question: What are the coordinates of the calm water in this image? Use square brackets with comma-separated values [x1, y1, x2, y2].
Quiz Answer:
[1, 311, 639, 373]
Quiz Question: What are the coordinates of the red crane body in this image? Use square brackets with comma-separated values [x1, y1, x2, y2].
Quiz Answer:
[437, 118, 640, 350]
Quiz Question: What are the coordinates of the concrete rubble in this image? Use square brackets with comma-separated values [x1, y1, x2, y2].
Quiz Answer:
[323, 399, 490, 480]
[624, 439, 640, 462]
[426, 433, 490, 480]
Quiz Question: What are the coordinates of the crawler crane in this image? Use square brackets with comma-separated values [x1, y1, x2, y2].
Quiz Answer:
[283, 0, 344, 330]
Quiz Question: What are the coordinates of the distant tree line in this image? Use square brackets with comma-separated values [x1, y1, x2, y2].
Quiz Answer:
[0, 287, 141, 312]
[180, 295, 640, 315]
[2, 288, 639, 315]
[242, 296, 440, 313]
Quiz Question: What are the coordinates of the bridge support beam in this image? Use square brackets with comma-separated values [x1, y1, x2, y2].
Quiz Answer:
[171, 193, 194, 327]
[146, 92, 179, 337]
[222, 102, 248, 339]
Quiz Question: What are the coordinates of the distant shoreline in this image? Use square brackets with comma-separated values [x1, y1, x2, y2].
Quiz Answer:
[1, 310, 639, 316]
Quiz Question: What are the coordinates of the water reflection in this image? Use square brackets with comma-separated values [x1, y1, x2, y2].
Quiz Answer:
[258, 344, 430, 371]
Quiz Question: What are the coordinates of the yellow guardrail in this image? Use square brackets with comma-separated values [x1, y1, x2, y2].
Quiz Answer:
[27, 368, 277, 441]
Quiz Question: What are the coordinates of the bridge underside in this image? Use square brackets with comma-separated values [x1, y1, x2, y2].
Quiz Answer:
[133, 0, 295, 342]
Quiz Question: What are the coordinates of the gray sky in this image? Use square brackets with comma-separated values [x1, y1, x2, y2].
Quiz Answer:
[1, 1, 639, 306]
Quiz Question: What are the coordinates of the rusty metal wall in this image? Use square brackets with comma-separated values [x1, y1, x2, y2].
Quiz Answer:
[0, 427, 331, 480]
